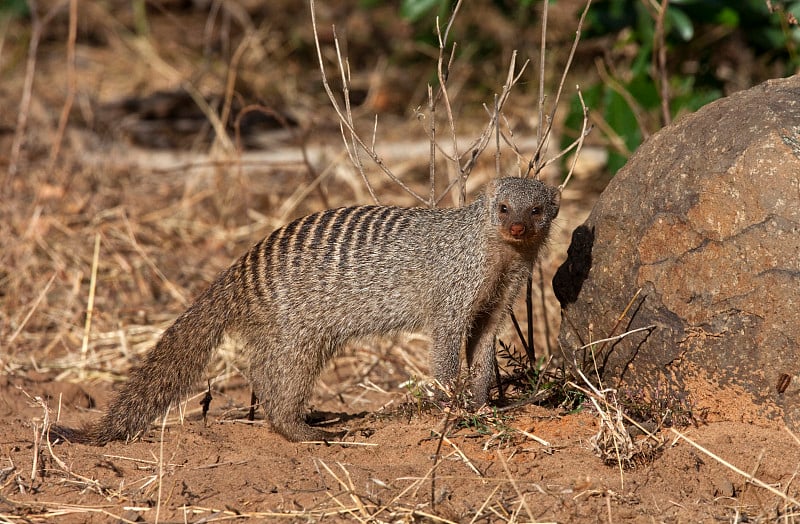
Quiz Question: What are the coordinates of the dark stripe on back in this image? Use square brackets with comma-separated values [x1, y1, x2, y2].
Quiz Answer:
[336, 207, 376, 269]
[371, 207, 404, 244]
[289, 213, 320, 269]
[310, 208, 340, 248]
[324, 207, 367, 266]
[278, 217, 303, 261]
[326, 208, 356, 247]
[250, 233, 277, 300]
[361, 206, 393, 245]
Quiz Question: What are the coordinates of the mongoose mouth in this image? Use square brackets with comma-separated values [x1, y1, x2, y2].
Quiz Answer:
[509, 223, 526, 237]
[500, 229, 540, 244]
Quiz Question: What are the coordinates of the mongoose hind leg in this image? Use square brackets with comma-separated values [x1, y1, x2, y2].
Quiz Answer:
[244, 336, 344, 442]
[264, 386, 345, 442]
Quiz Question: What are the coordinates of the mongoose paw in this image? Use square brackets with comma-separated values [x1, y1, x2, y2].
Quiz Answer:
[300, 428, 347, 444]
[276, 422, 346, 443]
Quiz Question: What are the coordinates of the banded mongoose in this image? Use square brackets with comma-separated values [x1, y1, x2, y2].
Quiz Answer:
[53, 176, 560, 444]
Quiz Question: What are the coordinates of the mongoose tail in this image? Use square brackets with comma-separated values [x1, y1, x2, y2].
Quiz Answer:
[51, 285, 226, 445]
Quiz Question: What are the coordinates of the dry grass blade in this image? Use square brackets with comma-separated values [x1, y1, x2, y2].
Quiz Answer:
[670, 428, 800, 508]
[575, 324, 655, 353]
[570, 376, 665, 466]
[121, 213, 188, 306]
[48, 0, 77, 172]
[79, 234, 101, 370]
[8, 1, 65, 180]
[588, 387, 635, 475]
[568, 323, 667, 484]
[129, 39, 234, 154]
[516, 428, 550, 447]
[559, 88, 591, 191]
[154, 412, 169, 524]
[433, 431, 482, 477]
[315, 459, 372, 521]
[497, 449, 534, 522]
[469, 484, 501, 524]
[30, 396, 119, 499]
[6, 273, 56, 346]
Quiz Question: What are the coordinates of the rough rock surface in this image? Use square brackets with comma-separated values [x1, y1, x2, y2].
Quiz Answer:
[555, 75, 800, 428]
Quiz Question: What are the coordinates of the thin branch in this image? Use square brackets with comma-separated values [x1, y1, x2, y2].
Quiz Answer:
[653, 0, 672, 126]
[576, 324, 656, 351]
[80, 234, 102, 373]
[560, 87, 590, 191]
[7, 0, 66, 183]
[493, 94, 501, 178]
[434, 1, 464, 203]
[331, 25, 378, 203]
[309, 0, 425, 204]
[529, 0, 593, 178]
[428, 85, 437, 207]
[535, 0, 549, 170]
[48, 0, 78, 172]
[455, 52, 527, 193]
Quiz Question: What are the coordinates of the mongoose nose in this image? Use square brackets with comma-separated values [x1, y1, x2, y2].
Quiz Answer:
[510, 223, 526, 237]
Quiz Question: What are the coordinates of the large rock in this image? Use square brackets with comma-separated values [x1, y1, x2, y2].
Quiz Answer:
[555, 75, 800, 427]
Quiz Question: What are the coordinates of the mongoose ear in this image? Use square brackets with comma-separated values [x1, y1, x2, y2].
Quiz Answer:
[550, 187, 561, 218]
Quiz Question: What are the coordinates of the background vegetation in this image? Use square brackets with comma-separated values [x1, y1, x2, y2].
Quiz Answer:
[375, 0, 800, 173]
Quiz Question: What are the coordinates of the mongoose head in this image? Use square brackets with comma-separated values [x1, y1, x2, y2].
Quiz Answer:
[487, 177, 561, 247]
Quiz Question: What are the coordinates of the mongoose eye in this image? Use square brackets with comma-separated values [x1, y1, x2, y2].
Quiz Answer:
[499, 204, 509, 214]
[530, 207, 541, 216]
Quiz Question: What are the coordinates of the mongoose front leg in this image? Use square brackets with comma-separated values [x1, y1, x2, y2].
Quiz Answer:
[465, 308, 507, 408]
[429, 325, 464, 400]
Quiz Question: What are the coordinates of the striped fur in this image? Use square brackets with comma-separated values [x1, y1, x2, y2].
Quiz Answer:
[52, 177, 560, 444]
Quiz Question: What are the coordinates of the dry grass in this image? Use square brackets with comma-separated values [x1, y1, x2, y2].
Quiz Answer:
[2, 2, 581, 520]
[3, 2, 800, 523]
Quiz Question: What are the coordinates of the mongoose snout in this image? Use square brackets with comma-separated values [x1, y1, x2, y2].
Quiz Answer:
[52, 176, 560, 444]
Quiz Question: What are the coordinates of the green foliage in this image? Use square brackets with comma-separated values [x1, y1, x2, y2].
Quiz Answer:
[454, 409, 512, 437]
[389, 0, 542, 23]
[399, 0, 449, 22]
[0, 0, 28, 19]
[496, 339, 585, 413]
[565, 0, 800, 175]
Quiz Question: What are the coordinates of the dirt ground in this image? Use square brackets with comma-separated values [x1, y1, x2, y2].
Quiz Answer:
[2, 1, 799, 523]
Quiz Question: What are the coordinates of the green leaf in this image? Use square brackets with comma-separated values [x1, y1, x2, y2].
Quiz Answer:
[715, 7, 740, 28]
[0, 0, 28, 18]
[400, 0, 442, 22]
[604, 88, 642, 155]
[667, 7, 694, 41]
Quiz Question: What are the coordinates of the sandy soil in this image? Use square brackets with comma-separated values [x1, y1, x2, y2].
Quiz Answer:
[2, 1, 799, 522]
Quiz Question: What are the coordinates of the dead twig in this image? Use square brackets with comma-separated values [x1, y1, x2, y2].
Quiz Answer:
[671, 428, 800, 508]
[7, 0, 66, 183]
[528, 0, 594, 178]
[48, 0, 77, 173]
[309, 0, 425, 204]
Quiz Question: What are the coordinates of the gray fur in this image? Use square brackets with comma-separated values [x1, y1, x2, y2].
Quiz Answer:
[53, 177, 560, 443]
